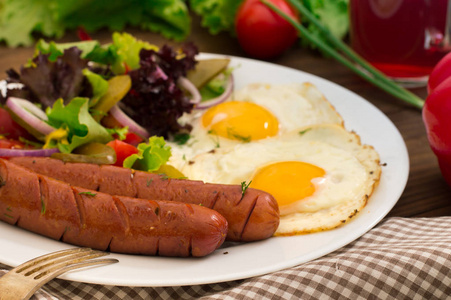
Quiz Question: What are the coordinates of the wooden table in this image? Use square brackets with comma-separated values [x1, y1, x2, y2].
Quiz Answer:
[1, 16, 450, 218]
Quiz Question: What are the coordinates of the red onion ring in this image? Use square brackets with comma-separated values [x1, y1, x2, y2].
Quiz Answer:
[5, 97, 54, 135]
[178, 77, 201, 105]
[109, 105, 150, 139]
[195, 75, 234, 110]
[0, 147, 59, 157]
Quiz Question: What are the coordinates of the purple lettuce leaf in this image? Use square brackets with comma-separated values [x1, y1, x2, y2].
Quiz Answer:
[120, 43, 199, 138]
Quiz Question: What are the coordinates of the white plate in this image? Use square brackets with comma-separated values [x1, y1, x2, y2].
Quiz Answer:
[0, 54, 409, 287]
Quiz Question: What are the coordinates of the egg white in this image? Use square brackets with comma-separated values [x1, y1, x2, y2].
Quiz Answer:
[178, 124, 381, 235]
[168, 82, 344, 171]
[167, 82, 381, 235]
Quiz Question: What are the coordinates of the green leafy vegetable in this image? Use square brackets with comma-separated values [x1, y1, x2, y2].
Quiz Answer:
[189, 0, 243, 34]
[301, 0, 349, 49]
[123, 136, 172, 172]
[34, 32, 158, 75]
[82, 69, 109, 107]
[109, 32, 158, 74]
[35, 39, 101, 62]
[0, 0, 64, 47]
[0, 0, 191, 47]
[46, 97, 113, 153]
[141, 0, 191, 41]
[20, 47, 88, 109]
[105, 126, 129, 141]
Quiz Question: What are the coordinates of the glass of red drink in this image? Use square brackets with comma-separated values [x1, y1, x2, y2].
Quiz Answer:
[349, 0, 451, 87]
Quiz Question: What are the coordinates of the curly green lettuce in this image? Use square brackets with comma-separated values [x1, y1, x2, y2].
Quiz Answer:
[301, 0, 350, 49]
[189, 0, 243, 35]
[0, 0, 190, 47]
[45, 97, 113, 153]
[123, 136, 171, 172]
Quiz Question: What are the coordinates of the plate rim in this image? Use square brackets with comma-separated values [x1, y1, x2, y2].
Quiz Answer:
[0, 53, 409, 287]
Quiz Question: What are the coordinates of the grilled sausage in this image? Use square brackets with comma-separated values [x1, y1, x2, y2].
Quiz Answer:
[9, 156, 280, 242]
[0, 159, 227, 257]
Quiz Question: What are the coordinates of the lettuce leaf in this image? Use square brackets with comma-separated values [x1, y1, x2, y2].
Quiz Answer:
[123, 136, 171, 172]
[189, 0, 243, 35]
[109, 32, 158, 74]
[0, 0, 64, 47]
[82, 69, 108, 107]
[141, 0, 191, 41]
[34, 32, 159, 75]
[0, 0, 191, 47]
[35, 39, 101, 61]
[46, 97, 112, 153]
[302, 0, 350, 49]
[20, 47, 88, 109]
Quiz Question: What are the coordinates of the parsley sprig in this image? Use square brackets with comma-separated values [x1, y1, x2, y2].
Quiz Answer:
[241, 180, 252, 199]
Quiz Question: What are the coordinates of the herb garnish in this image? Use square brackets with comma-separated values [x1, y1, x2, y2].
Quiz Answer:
[41, 197, 46, 214]
[147, 178, 154, 186]
[299, 128, 311, 135]
[159, 174, 169, 180]
[227, 128, 251, 143]
[78, 191, 97, 197]
[207, 130, 221, 148]
[174, 133, 191, 145]
[241, 180, 252, 199]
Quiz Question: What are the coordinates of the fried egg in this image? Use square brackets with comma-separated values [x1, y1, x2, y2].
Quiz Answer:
[178, 124, 381, 235]
[168, 82, 343, 170]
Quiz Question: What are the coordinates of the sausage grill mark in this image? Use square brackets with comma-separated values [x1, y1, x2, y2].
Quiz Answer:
[239, 194, 258, 240]
[210, 190, 220, 210]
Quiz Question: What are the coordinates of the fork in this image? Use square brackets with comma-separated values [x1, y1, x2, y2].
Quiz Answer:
[0, 247, 119, 300]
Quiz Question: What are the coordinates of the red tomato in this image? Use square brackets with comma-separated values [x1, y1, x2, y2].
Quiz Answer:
[106, 139, 139, 167]
[235, 0, 299, 59]
[122, 132, 144, 147]
[0, 138, 26, 149]
[0, 107, 33, 140]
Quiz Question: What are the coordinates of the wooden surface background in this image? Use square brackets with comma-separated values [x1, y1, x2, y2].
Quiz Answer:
[1, 15, 450, 218]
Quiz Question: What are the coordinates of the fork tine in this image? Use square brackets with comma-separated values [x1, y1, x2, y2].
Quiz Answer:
[34, 257, 119, 281]
[30, 251, 116, 279]
[23, 249, 110, 277]
[0, 248, 118, 300]
[15, 248, 93, 273]
[23, 254, 118, 299]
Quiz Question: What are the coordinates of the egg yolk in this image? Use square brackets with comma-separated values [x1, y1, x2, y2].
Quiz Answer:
[250, 161, 326, 207]
[201, 101, 279, 141]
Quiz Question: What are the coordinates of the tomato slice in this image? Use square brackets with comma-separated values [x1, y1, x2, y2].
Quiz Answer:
[106, 139, 139, 167]
[123, 132, 144, 146]
[0, 138, 26, 149]
[0, 107, 34, 140]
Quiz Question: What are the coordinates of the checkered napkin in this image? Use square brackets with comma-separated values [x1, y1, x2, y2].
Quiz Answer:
[1, 217, 450, 299]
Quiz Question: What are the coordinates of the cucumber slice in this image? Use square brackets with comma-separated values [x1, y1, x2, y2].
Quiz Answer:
[186, 58, 231, 89]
